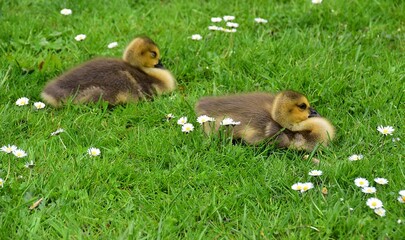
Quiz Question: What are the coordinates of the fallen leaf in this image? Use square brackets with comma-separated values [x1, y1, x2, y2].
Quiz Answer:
[29, 197, 43, 210]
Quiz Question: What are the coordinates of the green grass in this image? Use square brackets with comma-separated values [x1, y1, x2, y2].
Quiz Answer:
[0, 0, 404, 238]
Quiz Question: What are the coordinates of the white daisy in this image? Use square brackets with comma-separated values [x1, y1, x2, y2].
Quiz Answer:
[50, 128, 65, 136]
[377, 125, 395, 135]
[24, 160, 35, 169]
[221, 28, 237, 33]
[208, 25, 222, 31]
[1, 145, 17, 153]
[16, 97, 29, 106]
[348, 154, 363, 161]
[301, 182, 314, 192]
[254, 18, 268, 23]
[354, 178, 369, 188]
[226, 22, 239, 28]
[88, 147, 101, 157]
[223, 15, 235, 21]
[398, 190, 405, 203]
[398, 219, 402, 224]
[312, 0, 323, 4]
[308, 170, 323, 176]
[361, 186, 377, 194]
[165, 113, 175, 120]
[392, 137, 400, 142]
[34, 102, 46, 110]
[211, 17, 222, 23]
[291, 182, 303, 191]
[177, 117, 188, 125]
[291, 182, 313, 192]
[12, 149, 27, 158]
[60, 8, 72, 15]
[181, 123, 194, 133]
[75, 34, 86, 41]
[366, 197, 383, 209]
[220, 117, 240, 126]
[374, 208, 386, 217]
[374, 178, 388, 185]
[191, 34, 202, 41]
[107, 42, 118, 49]
[197, 115, 215, 124]
[0, 178, 4, 188]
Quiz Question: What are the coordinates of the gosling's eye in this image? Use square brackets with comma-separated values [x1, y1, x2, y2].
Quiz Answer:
[298, 103, 307, 110]
[150, 51, 157, 58]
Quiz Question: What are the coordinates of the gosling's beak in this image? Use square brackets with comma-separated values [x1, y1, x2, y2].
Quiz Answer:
[154, 60, 165, 69]
[309, 107, 321, 118]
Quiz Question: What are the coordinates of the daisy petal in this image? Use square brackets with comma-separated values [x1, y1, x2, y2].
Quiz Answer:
[308, 170, 323, 176]
[191, 34, 202, 41]
[34, 102, 46, 109]
[107, 42, 118, 49]
[374, 208, 386, 217]
[377, 125, 395, 135]
[177, 117, 188, 125]
[12, 149, 27, 158]
[374, 178, 388, 185]
[60, 8, 72, 15]
[254, 18, 268, 23]
[16, 97, 29, 106]
[87, 147, 101, 157]
[1, 145, 17, 154]
[354, 177, 369, 188]
[75, 34, 86, 41]
[181, 123, 194, 133]
[366, 197, 383, 209]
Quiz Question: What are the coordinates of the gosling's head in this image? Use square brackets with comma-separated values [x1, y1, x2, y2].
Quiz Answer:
[123, 37, 163, 68]
[271, 90, 320, 130]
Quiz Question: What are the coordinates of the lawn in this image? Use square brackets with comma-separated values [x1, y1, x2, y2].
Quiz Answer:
[0, 0, 404, 239]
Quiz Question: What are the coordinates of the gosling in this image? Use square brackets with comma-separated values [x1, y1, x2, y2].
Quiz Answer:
[41, 36, 176, 107]
[195, 90, 335, 151]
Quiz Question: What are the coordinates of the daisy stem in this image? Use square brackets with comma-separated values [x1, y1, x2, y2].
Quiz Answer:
[59, 136, 67, 150]
[5, 158, 11, 182]
[28, 169, 32, 182]
[380, 136, 386, 148]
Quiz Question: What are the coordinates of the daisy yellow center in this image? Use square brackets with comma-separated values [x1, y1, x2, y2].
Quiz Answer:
[371, 202, 377, 207]
[402, 196, 405, 201]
